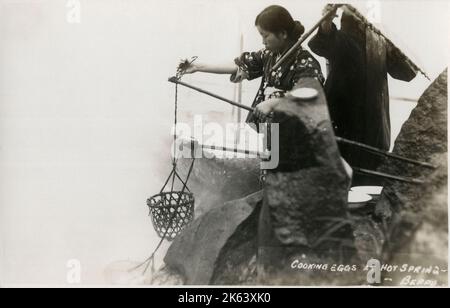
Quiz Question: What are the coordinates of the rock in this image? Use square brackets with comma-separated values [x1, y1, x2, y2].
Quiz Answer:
[177, 152, 261, 216]
[211, 202, 261, 285]
[376, 69, 447, 220]
[380, 152, 448, 286]
[352, 69, 447, 284]
[259, 77, 354, 283]
[163, 190, 263, 285]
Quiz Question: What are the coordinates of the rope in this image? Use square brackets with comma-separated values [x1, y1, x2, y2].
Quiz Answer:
[132, 61, 198, 280]
[173, 81, 178, 164]
[168, 82, 179, 203]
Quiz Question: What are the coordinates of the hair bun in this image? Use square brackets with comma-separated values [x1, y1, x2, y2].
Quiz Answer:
[289, 20, 305, 40]
[294, 20, 305, 36]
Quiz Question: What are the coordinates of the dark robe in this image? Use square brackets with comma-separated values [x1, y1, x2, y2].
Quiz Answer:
[309, 18, 417, 185]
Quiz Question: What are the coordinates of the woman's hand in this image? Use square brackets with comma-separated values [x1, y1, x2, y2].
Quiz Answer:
[253, 98, 281, 122]
[321, 4, 338, 34]
[178, 58, 199, 75]
[183, 63, 199, 74]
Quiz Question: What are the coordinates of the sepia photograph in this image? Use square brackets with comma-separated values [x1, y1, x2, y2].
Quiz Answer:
[0, 0, 448, 289]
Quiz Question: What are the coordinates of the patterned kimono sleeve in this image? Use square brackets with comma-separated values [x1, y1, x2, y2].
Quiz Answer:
[230, 49, 267, 83]
[290, 50, 325, 88]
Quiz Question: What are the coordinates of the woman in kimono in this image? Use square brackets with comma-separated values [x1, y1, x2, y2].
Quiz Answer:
[183, 5, 325, 124]
[182, 5, 330, 281]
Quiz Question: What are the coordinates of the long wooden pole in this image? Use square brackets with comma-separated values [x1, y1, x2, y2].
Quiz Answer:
[335, 137, 436, 169]
[168, 77, 254, 112]
[353, 168, 424, 185]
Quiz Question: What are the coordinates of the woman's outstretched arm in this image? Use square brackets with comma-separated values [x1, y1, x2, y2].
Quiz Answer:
[184, 61, 238, 75]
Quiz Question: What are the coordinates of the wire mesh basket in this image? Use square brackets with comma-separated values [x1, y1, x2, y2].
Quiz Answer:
[147, 191, 195, 241]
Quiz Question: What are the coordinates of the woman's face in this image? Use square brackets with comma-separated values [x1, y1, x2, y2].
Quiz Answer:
[257, 25, 288, 53]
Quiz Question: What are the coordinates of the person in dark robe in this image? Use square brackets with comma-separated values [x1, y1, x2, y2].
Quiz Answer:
[308, 10, 372, 185]
[309, 7, 417, 185]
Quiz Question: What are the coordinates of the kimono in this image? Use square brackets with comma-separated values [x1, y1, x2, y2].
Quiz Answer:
[230, 46, 325, 126]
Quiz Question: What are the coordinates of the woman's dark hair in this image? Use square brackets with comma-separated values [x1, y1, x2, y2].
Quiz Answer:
[255, 5, 305, 41]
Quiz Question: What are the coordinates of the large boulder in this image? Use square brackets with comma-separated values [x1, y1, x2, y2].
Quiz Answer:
[163, 190, 263, 285]
[258, 77, 354, 284]
[353, 69, 447, 285]
[177, 152, 261, 216]
[376, 69, 447, 220]
[211, 200, 261, 285]
[378, 69, 447, 285]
